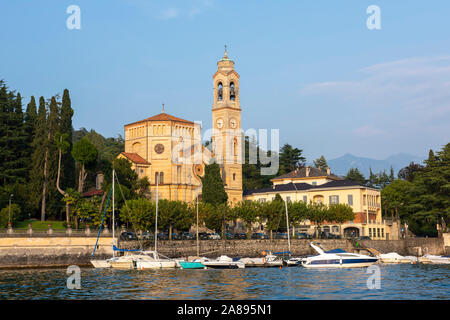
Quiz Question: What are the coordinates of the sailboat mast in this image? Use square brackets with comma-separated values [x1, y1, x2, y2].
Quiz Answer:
[155, 173, 159, 252]
[285, 198, 291, 254]
[196, 195, 199, 257]
[112, 168, 115, 258]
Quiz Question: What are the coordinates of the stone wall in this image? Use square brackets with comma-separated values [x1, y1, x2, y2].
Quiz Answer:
[0, 236, 446, 268]
[0, 237, 113, 269]
[358, 237, 445, 256]
[120, 237, 446, 258]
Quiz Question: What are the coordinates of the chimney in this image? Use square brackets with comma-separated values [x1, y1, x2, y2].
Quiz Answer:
[305, 166, 310, 177]
[326, 167, 331, 175]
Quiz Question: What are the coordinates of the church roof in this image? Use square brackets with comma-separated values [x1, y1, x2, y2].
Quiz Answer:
[120, 152, 150, 165]
[125, 112, 194, 127]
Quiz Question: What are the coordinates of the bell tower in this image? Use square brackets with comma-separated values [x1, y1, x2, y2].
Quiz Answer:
[211, 47, 243, 204]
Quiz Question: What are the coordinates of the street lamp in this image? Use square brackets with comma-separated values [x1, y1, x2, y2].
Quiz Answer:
[8, 194, 13, 224]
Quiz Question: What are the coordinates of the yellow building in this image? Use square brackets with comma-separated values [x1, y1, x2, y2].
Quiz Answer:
[244, 166, 395, 240]
[119, 49, 243, 204]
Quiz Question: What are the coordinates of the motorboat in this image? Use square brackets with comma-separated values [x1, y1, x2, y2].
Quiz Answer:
[202, 255, 245, 269]
[90, 259, 111, 268]
[300, 242, 379, 268]
[240, 250, 283, 268]
[378, 252, 418, 264]
[135, 251, 177, 269]
[418, 254, 450, 264]
[284, 257, 302, 267]
[179, 257, 209, 269]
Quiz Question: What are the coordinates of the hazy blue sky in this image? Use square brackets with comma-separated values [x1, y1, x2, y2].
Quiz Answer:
[1, 0, 449, 162]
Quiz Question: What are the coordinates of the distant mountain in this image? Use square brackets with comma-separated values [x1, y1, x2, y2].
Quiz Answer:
[326, 153, 426, 178]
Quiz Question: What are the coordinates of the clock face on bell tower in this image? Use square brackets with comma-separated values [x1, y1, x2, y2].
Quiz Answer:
[211, 47, 243, 205]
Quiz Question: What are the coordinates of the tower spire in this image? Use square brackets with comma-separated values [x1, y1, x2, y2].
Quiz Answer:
[224, 45, 228, 58]
[162, 103, 165, 113]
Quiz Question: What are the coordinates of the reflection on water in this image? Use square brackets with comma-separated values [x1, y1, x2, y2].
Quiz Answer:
[0, 264, 448, 300]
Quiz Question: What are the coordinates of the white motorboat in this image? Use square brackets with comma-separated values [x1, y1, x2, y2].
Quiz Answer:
[202, 255, 245, 269]
[301, 242, 379, 268]
[240, 254, 283, 268]
[379, 252, 418, 264]
[418, 254, 450, 264]
[135, 251, 177, 270]
[90, 259, 111, 268]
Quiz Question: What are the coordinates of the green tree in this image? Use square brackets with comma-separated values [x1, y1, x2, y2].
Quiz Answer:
[313, 155, 328, 172]
[345, 168, 367, 185]
[307, 202, 330, 238]
[72, 138, 98, 193]
[120, 198, 155, 232]
[60, 89, 75, 189]
[29, 96, 47, 218]
[328, 203, 355, 236]
[55, 132, 71, 223]
[278, 144, 306, 175]
[201, 163, 228, 207]
[233, 201, 259, 238]
[0, 203, 21, 228]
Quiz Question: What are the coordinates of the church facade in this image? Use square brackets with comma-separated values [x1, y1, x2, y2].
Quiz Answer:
[120, 49, 243, 204]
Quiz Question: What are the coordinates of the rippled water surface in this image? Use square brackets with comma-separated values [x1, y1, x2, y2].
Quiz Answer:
[0, 264, 448, 300]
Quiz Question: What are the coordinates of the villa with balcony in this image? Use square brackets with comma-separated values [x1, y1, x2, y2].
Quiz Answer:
[243, 166, 398, 240]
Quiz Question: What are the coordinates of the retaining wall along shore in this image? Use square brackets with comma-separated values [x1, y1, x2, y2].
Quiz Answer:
[0, 236, 113, 268]
[0, 235, 447, 268]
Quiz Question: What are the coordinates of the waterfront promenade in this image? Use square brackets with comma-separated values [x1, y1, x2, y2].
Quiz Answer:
[0, 231, 448, 269]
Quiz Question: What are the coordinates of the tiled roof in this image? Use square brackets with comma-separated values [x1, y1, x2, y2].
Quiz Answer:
[126, 112, 194, 126]
[272, 167, 341, 181]
[120, 152, 150, 165]
[243, 180, 368, 196]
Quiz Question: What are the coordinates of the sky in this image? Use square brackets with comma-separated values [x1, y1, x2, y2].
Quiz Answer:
[1, 0, 449, 162]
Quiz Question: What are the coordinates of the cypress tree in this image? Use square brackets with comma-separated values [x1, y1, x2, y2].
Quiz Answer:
[201, 163, 228, 206]
[45, 96, 62, 219]
[24, 96, 37, 178]
[60, 89, 75, 189]
[29, 97, 47, 219]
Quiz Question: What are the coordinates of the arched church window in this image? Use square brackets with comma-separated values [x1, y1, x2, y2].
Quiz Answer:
[230, 82, 236, 101]
[217, 82, 223, 101]
[160, 172, 164, 184]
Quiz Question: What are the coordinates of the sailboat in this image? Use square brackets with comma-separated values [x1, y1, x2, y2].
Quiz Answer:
[90, 169, 155, 269]
[135, 172, 177, 270]
[179, 195, 207, 269]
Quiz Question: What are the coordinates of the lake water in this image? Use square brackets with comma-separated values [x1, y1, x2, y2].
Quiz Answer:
[0, 264, 448, 300]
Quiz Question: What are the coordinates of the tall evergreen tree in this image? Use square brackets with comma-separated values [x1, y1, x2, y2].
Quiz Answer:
[29, 97, 47, 218]
[278, 144, 306, 175]
[24, 96, 37, 178]
[313, 155, 328, 172]
[60, 89, 75, 189]
[201, 163, 228, 206]
[345, 168, 366, 185]
[45, 96, 62, 219]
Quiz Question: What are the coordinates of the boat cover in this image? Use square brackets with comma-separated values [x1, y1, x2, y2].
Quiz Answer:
[113, 245, 141, 252]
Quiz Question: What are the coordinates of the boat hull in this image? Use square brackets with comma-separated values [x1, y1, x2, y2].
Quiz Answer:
[137, 261, 177, 270]
[110, 260, 135, 269]
[203, 262, 245, 269]
[179, 261, 205, 269]
[90, 260, 111, 268]
[302, 259, 378, 268]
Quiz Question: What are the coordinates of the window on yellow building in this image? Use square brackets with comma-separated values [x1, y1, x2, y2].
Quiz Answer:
[329, 195, 339, 204]
[303, 195, 307, 203]
[348, 194, 353, 206]
[369, 228, 372, 237]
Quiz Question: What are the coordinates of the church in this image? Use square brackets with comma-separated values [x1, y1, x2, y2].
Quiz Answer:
[118, 48, 243, 204]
